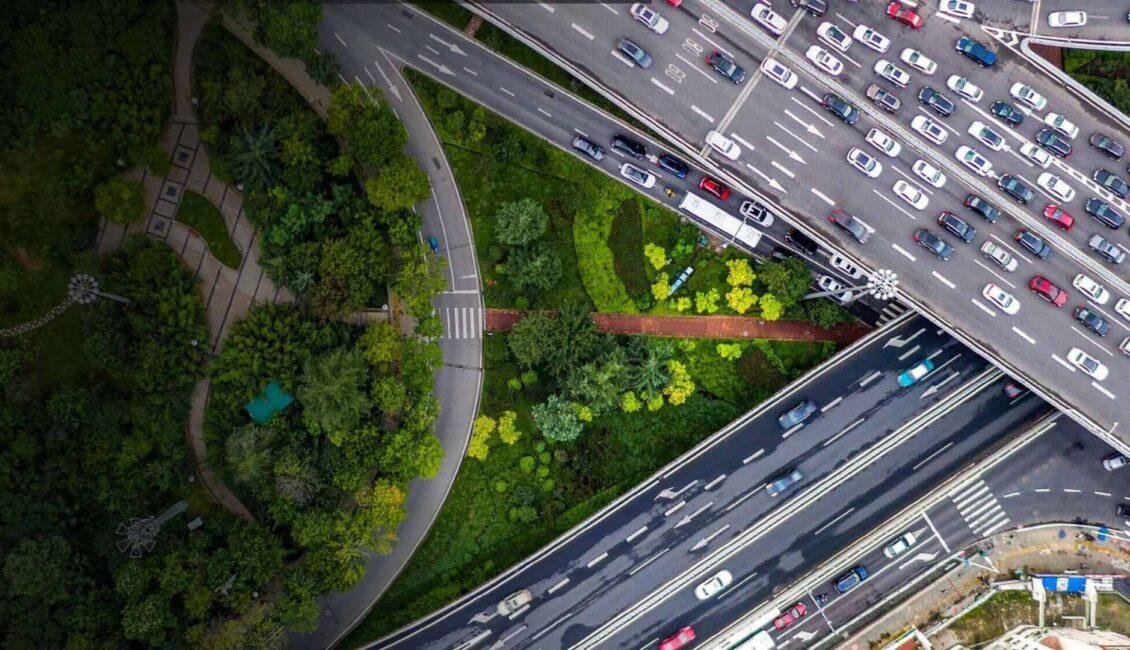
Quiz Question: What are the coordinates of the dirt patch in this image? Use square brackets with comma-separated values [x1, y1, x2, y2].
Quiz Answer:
[10, 247, 41, 270]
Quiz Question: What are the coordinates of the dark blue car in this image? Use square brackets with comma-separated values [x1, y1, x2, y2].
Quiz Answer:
[834, 566, 869, 593]
[955, 36, 996, 67]
[656, 153, 689, 179]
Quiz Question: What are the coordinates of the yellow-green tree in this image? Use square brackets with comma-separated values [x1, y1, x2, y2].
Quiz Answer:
[717, 343, 742, 361]
[760, 293, 784, 321]
[621, 391, 642, 413]
[468, 415, 495, 460]
[651, 272, 670, 301]
[695, 289, 720, 314]
[726, 259, 756, 287]
[663, 360, 695, 405]
[644, 243, 668, 270]
[497, 410, 522, 445]
[726, 287, 758, 314]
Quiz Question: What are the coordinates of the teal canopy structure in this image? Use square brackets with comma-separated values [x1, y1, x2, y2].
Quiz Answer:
[245, 381, 294, 424]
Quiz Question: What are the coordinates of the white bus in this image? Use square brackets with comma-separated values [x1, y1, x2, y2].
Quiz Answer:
[676, 192, 763, 250]
[716, 605, 780, 650]
[732, 630, 775, 650]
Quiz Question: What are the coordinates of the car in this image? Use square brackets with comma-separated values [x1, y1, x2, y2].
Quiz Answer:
[778, 399, 817, 429]
[1003, 382, 1024, 400]
[965, 194, 1000, 222]
[1036, 128, 1072, 158]
[1085, 198, 1126, 228]
[1068, 347, 1109, 380]
[786, 229, 819, 256]
[572, 137, 605, 161]
[612, 134, 646, 159]
[866, 84, 901, 113]
[620, 163, 657, 188]
[981, 241, 1018, 272]
[1011, 83, 1047, 111]
[740, 200, 775, 227]
[867, 128, 902, 157]
[497, 589, 533, 616]
[617, 38, 652, 68]
[1121, 337, 1130, 357]
[853, 24, 891, 53]
[1094, 169, 1130, 199]
[911, 115, 947, 144]
[1043, 112, 1080, 139]
[887, 2, 924, 28]
[792, 0, 828, 17]
[657, 153, 688, 178]
[938, 211, 975, 241]
[1015, 230, 1050, 258]
[956, 146, 993, 176]
[760, 57, 798, 89]
[773, 603, 808, 630]
[706, 51, 746, 84]
[956, 36, 997, 67]
[821, 93, 860, 124]
[1119, 503, 1130, 518]
[940, 0, 975, 18]
[913, 228, 952, 260]
[874, 59, 910, 87]
[818, 22, 853, 52]
[900, 48, 936, 74]
[829, 208, 871, 244]
[818, 275, 853, 303]
[983, 283, 1020, 315]
[947, 75, 984, 102]
[1037, 172, 1076, 202]
[766, 468, 805, 496]
[883, 532, 918, 559]
[1049, 11, 1087, 28]
[999, 175, 1034, 204]
[829, 252, 864, 279]
[630, 3, 670, 34]
[699, 176, 731, 200]
[895, 180, 929, 210]
[1103, 454, 1128, 471]
[1043, 205, 1075, 230]
[1074, 305, 1110, 336]
[1089, 133, 1124, 160]
[1020, 142, 1052, 169]
[807, 45, 844, 76]
[1119, 298, 1130, 321]
[847, 147, 882, 178]
[1030, 275, 1067, 306]
[1090, 234, 1126, 264]
[918, 86, 955, 117]
[706, 130, 741, 160]
[991, 101, 1025, 127]
[913, 160, 946, 188]
[694, 570, 733, 600]
[751, 2, 787, 35]
[968, 121, 1003, 150]
[834, 566, 869, 593]
[1073, 273, 1110, 304]
[659, 626, 696, 650]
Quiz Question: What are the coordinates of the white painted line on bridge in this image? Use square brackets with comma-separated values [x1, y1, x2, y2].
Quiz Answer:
[897, 344, 922, 361]
[1064, 488, 1082, 493]
[499, 87, 515, 97]
[1011, 326, 1036, 344]
[973, 259, 1016, 288]
[1035, 488, 1051, 493]
[334, 32, 347, 46]
[790, 96, 836, 128]
[813, 507, 855, 535]
[462, 66, 478, 77]
[811, 187, 835, 206]
[773, 122, 818, 152]
[704, 474, 727, 490]
[875, 190, 920, 220]
[1094, 382, 1116, 400]
[385, 23, 401, 34]
[971, 298, 996, 317]
[1096, 491, 1113, 497]
[571, 23, 594, 40]
[628, 547, 669, 576]
[626, 526, 649, 543]
[692, 105, 716, 123]
[921, 511, 950, 553]
[548, 577, 570, 594]
[782, 422, 804, 439]
[692, 28, 734, 58]
[651, 77, 675, 95]
[743, 448, 765, 464]
[725, 488, 760, 512]
[537, 107, 552, 118]
[1051, 353, 1076, 372]
[1002, 491, 1020, 498]
[772, 160, 795, 178]
[586, 552, 608, 568]
[1070, 326, 1114, 357]
[675, 53, 718, 82]
[664, 500, 686, 517]
[912, 441, 954, 471]
[821, 396, 843, 413]
[932, 271, 956, 289]
[537, 1, 555, 12]
[823, 417, 865, 447]
[859, 370, 882, 387]
[732, 133, 756, 151]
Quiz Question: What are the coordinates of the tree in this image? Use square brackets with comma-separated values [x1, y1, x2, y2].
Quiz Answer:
[507, 242, 562, 292]
[94, 175, 145, 225]
[726, 286, 758, 314]
[306, 51, 339, 86]
[225, 420, 279, 489]
[298, 348, 372, 444]
[319, 225, 392, 310]
[364, 155, 430, 213]
[621, 391, 642, 413]
[759, 257, 812, 313]
[644, 243, 667, 270]
[507, 312, 555, 368]
[358, 321, 402, 371]
[716, 343, 742, 361]
[675, 296, 691, 312]
[533, 394, 584, 442]
[695, 288, 720, 314]
[760, 293, 784, 320]
[494, 199, 548, 246]
[564, 348, 628, 415]
[468, 415, 495, 460]
[631, 342, 673, 399]
[664, 360, 695, 405]
[228, 123, 280, 191]
[394, 247, 447, 319]
[3, 536, 74, 606]
[328, 83, 406, 169]
[259, 0, 324, 59]
[497, 411, 521, 444]
[355, 480, 407, 555]
[543, 303, 602, 378]
[651, 272, 670, 301]
[726, 259, 756, 286]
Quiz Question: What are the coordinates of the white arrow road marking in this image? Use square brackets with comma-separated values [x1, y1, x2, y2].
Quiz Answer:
[767, 136, 806, 164]
[372, 58, 402, 101]
[885, 327, 926, 349]
[745, 164, 785, 193]
[417, 54, 454, 76]
[921, 370, 959, 399]
[692, 524, 731, 551]
[676, 502, 714, 528]
[773, 121, 818, 152]
[656, 480, 697, 501]
[454, 630, 493, 650]
[428, 33, 467, 56]
[731, 133, 756, 151]
[899, 552, 939, 570]
[490, 625, 526, 649]
[785, 109, 825, 138]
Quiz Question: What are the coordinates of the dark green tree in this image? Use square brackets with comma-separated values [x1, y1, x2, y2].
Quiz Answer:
[494, 198, 548, 246]
[298, 348, 373, 445]
[228, 124, 280, 191]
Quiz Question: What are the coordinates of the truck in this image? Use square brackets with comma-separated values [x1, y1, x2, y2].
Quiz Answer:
[676, 192, 763, 251]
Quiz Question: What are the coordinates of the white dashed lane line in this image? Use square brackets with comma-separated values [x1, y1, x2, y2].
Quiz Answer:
[1011, 326, 1036, 344]
[932, 271, 956, 289]
[1094, 382, 1116, 400]
[1051, 353, 1076, 372]
[692, 105, 716, 123]
[891, 243, 917, 262]
[571, 23, 594, 40]
[873, 189, 920, 221]
[970, 298, 996, 317]
[651, 78, 675, 95]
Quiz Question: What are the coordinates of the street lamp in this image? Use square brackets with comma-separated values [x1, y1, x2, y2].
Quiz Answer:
[802, 268, 899, 304]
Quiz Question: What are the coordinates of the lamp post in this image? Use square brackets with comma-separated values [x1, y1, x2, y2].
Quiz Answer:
[802, 268, 899, 305]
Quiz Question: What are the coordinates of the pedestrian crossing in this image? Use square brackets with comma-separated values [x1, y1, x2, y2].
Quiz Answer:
[950, 480, 1009, 537]
[439, 306, 483, 340]
[877, 301, 911, 326]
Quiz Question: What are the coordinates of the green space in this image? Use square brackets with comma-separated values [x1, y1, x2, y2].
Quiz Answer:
[1064, 50, 1130, 116]
[944, 590, 1130, 646]
[177, 190, 243, 268]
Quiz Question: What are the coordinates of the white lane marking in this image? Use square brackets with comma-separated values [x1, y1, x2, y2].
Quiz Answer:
[498, 626, 527, 645]
[1088, 302, 1128, 331]
[823, 417, 865, 447]
[784, 109, 825, 139]
[922, 511, 951, 553]
[874, 189, 920, 220]
[663, 500, 686, 517]
[988, 233, 1024, 259]
[1012, 327, 1036, 344]
[813, 507, 856, 536]
[912, 441, 954, 471]
[537, 1, 555, 12]
[1064, 488, 1082, 493]
[598, 1, 619, 15]
[462, 66, 478, 77]
[499, 87, 516, 97]
[811, 188, 835, 206]
[897, 344, 921, 362]
[771, 160, 795, 178]
[835, 13, 858, 29]
[790, 96, 836, 128]
[1035, 488, 1051, 493]
[841, 50, 862, 69]
[821, 396, 843, 413]
[571, 23, 594, 40]
[717, 571, 758, 600]
[731, 133, 756, 151]
[936, 12, 960, 24]
[932, 271, 956, 289]
[425, 44, 440, 56]
[774, 122, 819, 152]
[548, 577, 570, 594]
[574, 128, 588, 138]
[919, 108, 960, 136]
[692, 28, 734, 58]
[675, 53, 718, 82]
[767, 135, 806, 164]
[973, 259, 1016, 289]
[537, 107, 552, 118]
[743, 448, 765, 464]
[334, 32, 347, 46]
[891, 243, 917, 262]
[692, 105, 716, 123]
[704, 474, 727, 490]
[725, 488, 761, 512]
[1051, 353, 1076, 372]
[651, 77, 675, 95]
[626, 526, 648, 543]
[610, 50, 635, 67]
[892, 165, 934, 195]
[1002, 491, 1020, 498]
[971, 298, 996, 317]
[981, 518, 1010, 536]
[800, 86, 823, 104]
[385, 23, 402, 34]
[745, 164, 786, 193]
[1070, 326, 1114, 357]
[627, 547, 670, 576]
[586, 552, 608, 568]
[859, 370, 882, 387]
[1097, 491, 1113, 497]
[782, 423, 804, 439]
[1094, 382, 1116, 400]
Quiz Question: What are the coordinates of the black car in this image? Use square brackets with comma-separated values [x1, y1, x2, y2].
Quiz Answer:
[913, 229, 953, 261]
[998, 175, 1034, 204]
[785, 228, 819, 256]
[1074, 305, 1110, 337]
[1090, 133, 1125, 160]
[791, 0, 827, 17]
[867, 84, 901, 113]
[1015, 230, 1051, 259]
[571, 137, 605, 161]
[955, 36, 997, 67]
[964, 194, 1000, 223]
[611, 134, 646, 159]
[1084, 198, 1126, 229]
[1094, 169, 1130, 199]
[829, 208, 870, 243]
[706, 51, 747, 84]
[917, 86, 955, 117]
[937, 211, 976, 242]
[1118, 504, 1130, 519]
[1036, 128, 1072, 158]
[990, 101, 1024, 126]
[657, 153, 689, 179]
[821, 93, 860, 125]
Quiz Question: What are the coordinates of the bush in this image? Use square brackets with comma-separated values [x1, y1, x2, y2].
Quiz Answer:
[94, 176, 146, 225]
[574, 198, 636, 313]
[494, 199, 548, 246]
[608, 200, 649, 297]
[519, 456, 536, 473]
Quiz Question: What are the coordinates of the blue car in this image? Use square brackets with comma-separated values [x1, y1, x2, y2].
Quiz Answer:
[897, 359, 935, 387]
[955, 36, 996, 67]
[833, 566, 869, 593]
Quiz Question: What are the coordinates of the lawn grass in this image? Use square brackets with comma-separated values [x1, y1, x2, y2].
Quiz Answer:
[1063, 49, 1130, 116]
[176, 190, 242, 268]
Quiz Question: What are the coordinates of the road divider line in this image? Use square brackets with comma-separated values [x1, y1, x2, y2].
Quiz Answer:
[692, 105, 716, 123]
[813, 507, 856, 536]
[859, 370, 882, 387]
[875, 190, 920, 221]
[823, 417, 865, 447]
[704, 474, 727, 490]
[771, 160, 795, 178]
[731, 133, 756, 151]
[971, 298, 996, 317]
[811, 187, 835, 206]
[820, 396, 843, 413]
[973, 259, 1016, 289]
[932, 271, 956, 289]
[650, 77, 675, 95]
[548, 578, 570, 594]
[774, 122, 819, 152]
[586, 552, 608, 568]
[571, 22, 594, 40]
[743, 449, 765, 464]
[664, 500, 686, 518]
[537, 107, 552, 118]
[628, 547, 670, 577]
[626, 526, 648, 543]
[724, 488, 761, 513]
[499, 86, 515, 97]
[675, 53, 718, 82]
[897, 344, 922, 361]
[911, 441, 954, 471]
[782, 423, 804, 439]
[1094, 382, 1116, 400]
[1011, 326, 1035, 344]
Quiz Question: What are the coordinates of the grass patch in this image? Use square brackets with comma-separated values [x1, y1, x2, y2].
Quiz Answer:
[176, 190, 242, 268]
[609, 199, 649, 299]
[1063, 49, 1130, 115]
[939, 590, 1130, 646]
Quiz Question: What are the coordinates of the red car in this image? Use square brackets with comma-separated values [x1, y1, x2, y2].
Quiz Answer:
[774, 602, 808, 630]
[659, 626, 696, 650]
[887, 2, 924, 28]
[699, 176, 732, 200]
[1029, 275, 1068, 307]
[1043, 205, 1075, 230]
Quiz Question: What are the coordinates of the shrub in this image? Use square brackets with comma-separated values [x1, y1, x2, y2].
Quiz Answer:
[717, 343, 742, 361]
[538, 452, 551, 465]
[573, 199, 636, 313]
[532, 394, 583, 442]
[536, 466, 550, 478]
[644, 243, 667, 270]
[507, 377, 522, 391]
[494, 480, 508, 493]
[651, 273, 670, 301]
[498, 411, 521, 445]
[494, 199, 548, 246]
[94, 176, 145, 225]
[540, 479, 555, 492]
[519, 456, 536, 473]
[520, 370, 538, 387]
[608, 200, 649, 297]
[694, 289, 719, 314]
[727, 287, 758, 314]
[621, 391, 641, 413]
[726, 259, 755, 287]
[759, 293, 783, 320]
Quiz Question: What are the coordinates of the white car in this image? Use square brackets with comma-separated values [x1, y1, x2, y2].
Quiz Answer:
[883, 532, 917, 559]
[968, 121, 1005, 151]
[807, 45, 844, 76]
[706, 130, 741, 160]
[1048, 11, 1087, 28]
[497, 589, 533, 616]
[1114, 298, 1130, 322]
[894, 179, 929, 210]
[847, 147, 883, 178]
[1043, 112, 1080, 139]
[619, 163, 656, 188]
[983, 283, 1020, 315]
[1010, 83, 1047, 111]
[955, 145, 993, 176]
[947, 74, 983, 102]
[866, 128, 902, 157]
[900, 48, 937, 75]
[829, 252, 864, 280]
[853, 24, 891, 53]
[912, 115, 947, 145]
[912, 159, 946, 188]
[751, 2, 787, 35]
[874, 59, 910, 88]
[981, 241, 1018, 272]
[818, 275, 853, 303]
[1019, 142, 1052, 168]
[940, 0, 975, 18]
[740, 200, 775, 227]
[1067, 347, 1109, 381]
[760, 57, 798, 89]
[630, 3, 670, 34]
[1073, 273, 1110, 304]
[1038, 172, 1076, 202]
[817, 22, 853, 52]
[695, 570, 733, 600]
